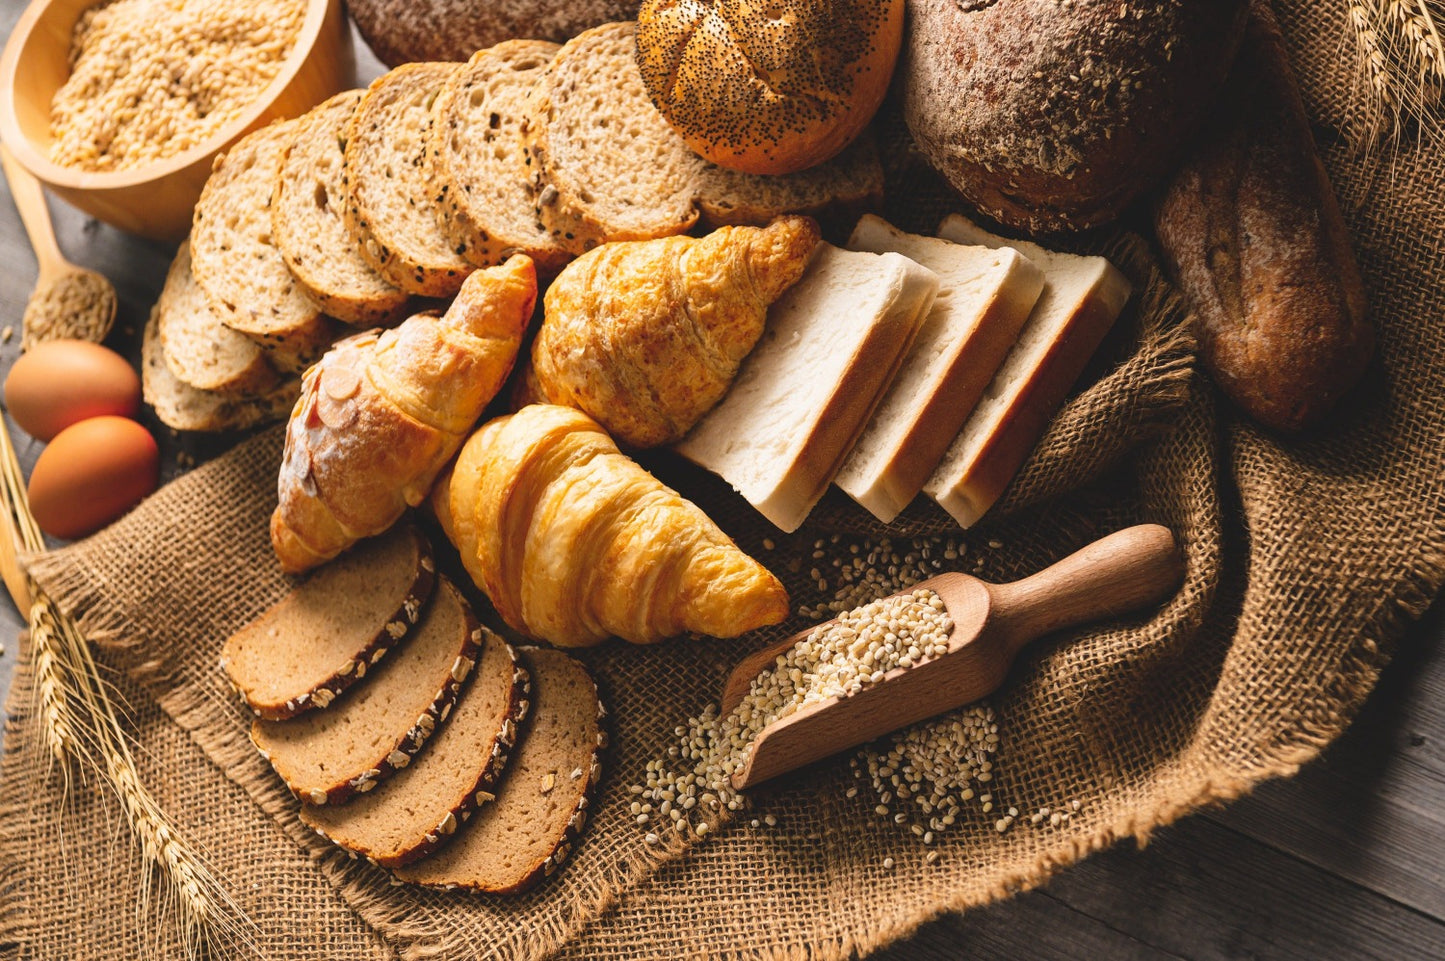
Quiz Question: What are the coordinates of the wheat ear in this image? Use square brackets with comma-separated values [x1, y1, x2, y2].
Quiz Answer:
[1348, 0, 1445, 146]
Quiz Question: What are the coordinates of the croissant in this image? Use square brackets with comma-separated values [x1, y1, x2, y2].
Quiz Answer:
[433, 404, 790, 647]
[524, 215, 820, 448]
[271, 255, 537, 573]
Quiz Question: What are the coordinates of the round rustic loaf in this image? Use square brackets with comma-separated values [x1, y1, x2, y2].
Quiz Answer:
[901, 0, 1248, 234]
[343, 0, 639, 67]
[636, 0, 904, 174]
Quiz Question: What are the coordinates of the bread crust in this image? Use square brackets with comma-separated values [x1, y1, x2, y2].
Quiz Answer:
[1154, 1, 1373, 432]
[901, 0, 1248, 234]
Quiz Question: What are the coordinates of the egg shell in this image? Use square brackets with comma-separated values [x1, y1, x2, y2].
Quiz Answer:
[28, 416, 159, 541]
[4, 340, 141, 441]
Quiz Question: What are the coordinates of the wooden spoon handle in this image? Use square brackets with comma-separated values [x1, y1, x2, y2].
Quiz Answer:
[985, 524, 1183, 656]
[0, 142, 65, 280]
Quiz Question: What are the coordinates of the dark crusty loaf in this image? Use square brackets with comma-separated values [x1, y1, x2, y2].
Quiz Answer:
[1154, 1, 1373, 432]
[393, 647, 605, 893]
[901, 0, 1248, 234]
[343, 63, 474, 298]
[272, 90, 410, 327]
[345, 0, 637, 68]
[428, 41, 572, 276]
[251, 577, 482, 806]
[221, 526, 436, 721]
[301, 626, 529, 867]
[190, 119, 339, 373]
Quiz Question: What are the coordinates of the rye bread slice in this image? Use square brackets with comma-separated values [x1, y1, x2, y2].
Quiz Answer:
[393, 647, 605, 893]
[429, 40, 571, 276]
[252, 577, 482, 805]
[273, 90, 411, 327]
[301, 626, 530, 867]
[343, 62, 474, 298]
[157, 239, 280, 397]
[221, 525, 437, 721]
[191, 119, 339, 374]
[142, 309, 301, 433]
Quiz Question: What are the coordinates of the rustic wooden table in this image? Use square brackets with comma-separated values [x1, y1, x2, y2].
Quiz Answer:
[0, 8, 1440, 959]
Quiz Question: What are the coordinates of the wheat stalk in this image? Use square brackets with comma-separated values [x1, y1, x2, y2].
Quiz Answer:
[1347, 0, 1445, 146]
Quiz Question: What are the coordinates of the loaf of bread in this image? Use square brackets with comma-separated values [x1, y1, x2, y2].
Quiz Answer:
[525, 217, 821, 448]
[433, 404, 790, 647]
[1154, 1, 1373, 432]
[636, 0, 903, 174]
[901, 0, 1248, 234]
[271, 257, 535, 574]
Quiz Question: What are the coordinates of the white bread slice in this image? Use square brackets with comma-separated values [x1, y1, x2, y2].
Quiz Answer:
[674, 244, 939, 532]
[923, 213, 1132, 528]
[835, 216, 1046, 523]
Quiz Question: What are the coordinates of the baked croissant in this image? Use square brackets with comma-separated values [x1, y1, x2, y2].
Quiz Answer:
[524, 215, 820, 448]
[271, 255, 537, 573]
[432, 404, 790, 646]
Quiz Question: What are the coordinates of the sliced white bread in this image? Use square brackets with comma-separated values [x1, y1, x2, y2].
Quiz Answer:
[834, 215, 1046, 523]
[142, 310, 301, 433]
[272, 90, 411, 327]
[343, 62, 474, 298]
[190, 119, 337, 374]
[674, 243, 939, 533]
[924, 213, 1133, 528]
[429, 40, 571, 276]
[157, 240, 280, 398]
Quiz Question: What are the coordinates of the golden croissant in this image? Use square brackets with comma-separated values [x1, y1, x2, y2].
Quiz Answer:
[524, 215, 820, 448]
[432, 404, 790, 646]
[271, 255, 537, 573]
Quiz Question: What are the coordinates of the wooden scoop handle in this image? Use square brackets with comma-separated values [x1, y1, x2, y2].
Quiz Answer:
[0, 143, 65, 282]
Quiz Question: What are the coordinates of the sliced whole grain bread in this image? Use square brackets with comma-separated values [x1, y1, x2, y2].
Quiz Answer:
[157, 239, 280, 397]
[301, 626, 530, 867]
[393, 646, 605, 893]
[142, 309, 301, 433]
[221, 525, 437, 721]
[251, 577, 482, 806]
[344, 62, 474, 298]
[272, 90, 411, 327]
[191, 119, 339, 374]
[429, 41, 571, 276]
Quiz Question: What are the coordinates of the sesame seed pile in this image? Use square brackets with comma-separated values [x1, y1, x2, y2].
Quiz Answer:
[49, 0, 308, 171]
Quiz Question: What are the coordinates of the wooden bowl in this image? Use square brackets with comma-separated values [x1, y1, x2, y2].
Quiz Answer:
[0, 0, 354, 242]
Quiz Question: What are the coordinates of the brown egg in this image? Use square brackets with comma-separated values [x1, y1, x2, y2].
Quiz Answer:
[28, 416, 159, 540]
[4, 340, 141, 441]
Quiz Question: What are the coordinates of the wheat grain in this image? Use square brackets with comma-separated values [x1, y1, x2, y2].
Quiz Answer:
[1348, 0, 1445, 146]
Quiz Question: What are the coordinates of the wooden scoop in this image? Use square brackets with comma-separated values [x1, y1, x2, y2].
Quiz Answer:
[725, 524, 1184, 790]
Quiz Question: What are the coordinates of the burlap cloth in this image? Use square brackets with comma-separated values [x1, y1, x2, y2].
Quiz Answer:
[3, 3, 1443, 958]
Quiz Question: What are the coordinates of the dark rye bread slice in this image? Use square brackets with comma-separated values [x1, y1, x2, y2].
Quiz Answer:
[394, 647, 606, 893]
[221, 525, 436, 720]
[344, 62, 474, 298]
[252, 577, 482, 806]
[273, 90, 411, 327]
[191, 119, 339, 374]
[301, 626, 530, 867]
[428, 40, 572, 276]
[157, 240, 280, 397]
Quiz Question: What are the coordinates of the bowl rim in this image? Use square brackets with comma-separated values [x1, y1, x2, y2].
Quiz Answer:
[0, 0, 334, 190]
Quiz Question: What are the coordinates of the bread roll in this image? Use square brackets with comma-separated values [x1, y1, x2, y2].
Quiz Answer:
[901, 0, 1248, 234]
[637, 0, 904, 174]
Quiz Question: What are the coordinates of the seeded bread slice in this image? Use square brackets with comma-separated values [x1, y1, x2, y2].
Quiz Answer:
[302, 627, 530, 867]
[157, 239, 280, 397]
[273, 90, 411, 327]
[429, 41, 571, 276]
[221, 526, 436, 721]
[142, 310, 301, 433]
[344, 62, 474, 298]
[674, 243, 939, 532]
[191, 119, 338, 374]
[252, 577, 482, 806]
[394, 647, 605, 894]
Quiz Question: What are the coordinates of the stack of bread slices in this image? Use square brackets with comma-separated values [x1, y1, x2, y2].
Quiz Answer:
[222, 525, 607, 892]
[676, 213, 1133, 531]
[144, 20, 883, 432]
